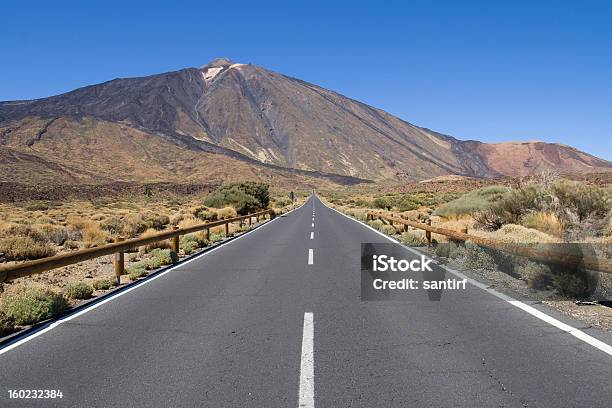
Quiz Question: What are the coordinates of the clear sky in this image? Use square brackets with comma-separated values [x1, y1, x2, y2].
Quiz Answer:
[1, 0, 610, 160]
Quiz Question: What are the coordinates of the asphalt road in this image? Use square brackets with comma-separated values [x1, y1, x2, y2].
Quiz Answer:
[1, 196, 611, 407]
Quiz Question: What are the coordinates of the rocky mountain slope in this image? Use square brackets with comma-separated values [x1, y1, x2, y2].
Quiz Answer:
[1, 58, 610, 184]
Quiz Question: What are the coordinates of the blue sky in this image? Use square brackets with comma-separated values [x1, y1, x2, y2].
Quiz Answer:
[1, 0, 610, 160]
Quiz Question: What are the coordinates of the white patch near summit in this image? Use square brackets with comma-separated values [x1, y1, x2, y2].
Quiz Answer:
[203, 67, 224, 81]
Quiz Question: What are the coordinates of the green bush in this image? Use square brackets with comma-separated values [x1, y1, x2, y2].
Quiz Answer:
[475, 180, 609, 231]
[193, 207, 218, 222]
[144, 249, 178, 270]
[435, 186, 509, 218]
[400, 231, 425, 246]
[203, 182, 270, 215]
[128, 264, 148, 281]
[1, 287, 68, 325]
[209, 232, 224, 243]
[63, 282, 94, 300]
[372, 197, 392, 210]
[92, 278, 113, 291]
[181, 234, 201, 255]
[0, 310, 15, 336]
[0, 236, 56, 261]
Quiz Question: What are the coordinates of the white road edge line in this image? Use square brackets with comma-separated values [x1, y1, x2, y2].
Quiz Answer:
[298, 312, 314, 408]
[311, 223, 314, 228]
[0, 202, 307, 357]
[310, 231, 314, 240]
[308, 249, 314, 265]
[324, 201, 612, 357]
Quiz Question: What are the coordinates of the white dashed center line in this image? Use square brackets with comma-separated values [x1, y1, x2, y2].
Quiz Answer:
[310, 231, 314, 240]
[308, 249, 313, 265]
[298, 312, 314, 408]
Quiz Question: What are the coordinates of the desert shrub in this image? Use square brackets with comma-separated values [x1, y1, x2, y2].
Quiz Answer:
[139, 228, 171, 253]
[455, 242, 497, 270]
[101, 216, 124, 235]
[209, 232, 224, 243]
[0, 310, 15, 336]
[193, 207, 218, 222]
[204, 188, 259, 215]
[127, 264, 148, 281]
[393, 196, 420, 211]
[92, 278, 112, 291]
[516, 261, 552, 289]
[169, 213, 185, 226]
[82, 222, 111, 247]
[215, 206, 237, 219]
[400, 231, 425, 246]
[476, 179, 609, 232]
[181, 234, 200, 255]
[380, 224, 397, 235]
[121, 214, 147, 237]
[63, 282, 94, 300]
[37, 224, 68, 245]
[204, 182, 269, 215]
[230, 181, 270, 208]
[372, 197, 392, 210]
[3, 224, 47, 243]
[1, 287, 68, 325]
[435, 186, 509, 218]
[63, 240, 80, 250]
[368, 219, 384, 230]
[143, 213, 170, 230]
[553, 268, 599, 299]
[521, 212, 565, 237]
[144, 249, 178, 270]
[0, 236, 56, 261]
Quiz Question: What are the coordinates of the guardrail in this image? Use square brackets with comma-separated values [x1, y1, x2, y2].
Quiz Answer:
[366, 211, 612, 274]
[0, 209, 276, 284]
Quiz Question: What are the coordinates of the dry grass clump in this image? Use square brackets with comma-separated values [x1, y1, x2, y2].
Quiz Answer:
[66, 217, 111, 248]
[215, 206, 237, 219]
[0, 236, 56, 261]
[139, 228, 171, 253]
[471, 224, 560, 244]
[521, 212, 565, 237]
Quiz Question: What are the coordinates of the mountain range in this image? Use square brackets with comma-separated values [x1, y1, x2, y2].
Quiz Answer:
[1, 57, 610, 186]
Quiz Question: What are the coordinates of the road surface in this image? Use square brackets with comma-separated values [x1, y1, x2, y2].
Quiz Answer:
[1, 196, 611, 407]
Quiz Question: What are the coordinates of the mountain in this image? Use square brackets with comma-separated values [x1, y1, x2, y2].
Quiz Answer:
[1, 57, 610, 185]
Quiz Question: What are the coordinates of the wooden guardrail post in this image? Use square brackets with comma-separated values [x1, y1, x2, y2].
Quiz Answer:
[171, 227, 180, 253]
[225, 221, 229, 236]
[205, 227, 210, 241]
[114, 237, 125, 285]
[425, 219, 432, 246]
[249, 216, 252, 226]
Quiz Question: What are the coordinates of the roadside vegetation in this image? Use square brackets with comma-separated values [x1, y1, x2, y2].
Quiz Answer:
[321, 172, 612, 304]
[0, 182, 301, 336]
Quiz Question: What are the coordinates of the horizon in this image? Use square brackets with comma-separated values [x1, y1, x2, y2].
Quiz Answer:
[1, 1, 610, 160]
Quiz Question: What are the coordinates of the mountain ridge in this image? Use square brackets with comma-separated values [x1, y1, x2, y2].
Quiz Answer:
[1, 58, 610, 185]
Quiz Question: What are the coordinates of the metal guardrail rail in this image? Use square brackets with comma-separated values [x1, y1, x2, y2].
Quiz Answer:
[0, 209, 276, 283]
[366, 211, 612, 274]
